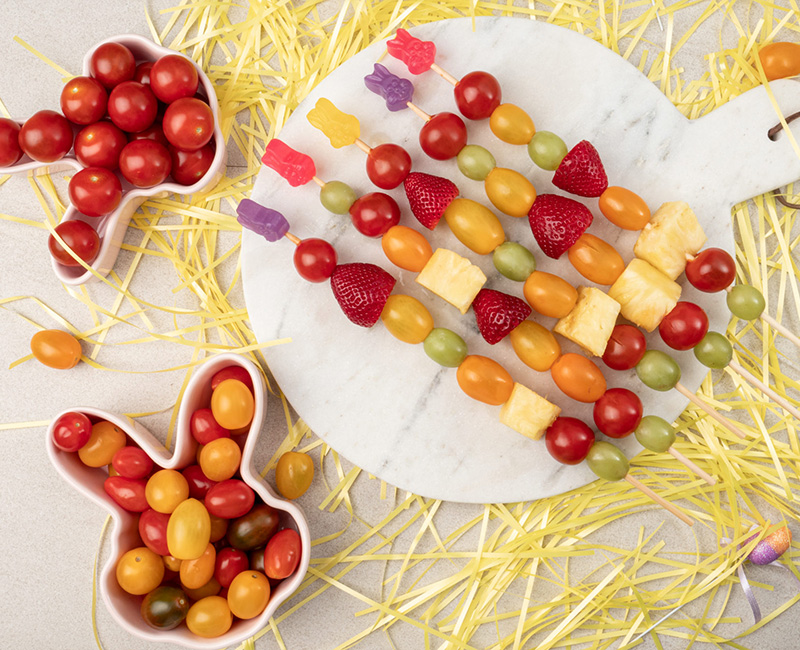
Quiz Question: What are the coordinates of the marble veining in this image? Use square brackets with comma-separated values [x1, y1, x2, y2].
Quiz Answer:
[241, 17, 800, 503]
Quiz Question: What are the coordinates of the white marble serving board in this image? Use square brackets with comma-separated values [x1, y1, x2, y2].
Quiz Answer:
[241, 17, 800, 504]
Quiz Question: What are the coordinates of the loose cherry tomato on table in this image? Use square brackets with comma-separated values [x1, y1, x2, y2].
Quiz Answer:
[48, 220, 100, 267]
[227, 570, 270, 619]
[602, 324, 647, 371]
[90, 42, 135, 88]
[348, 192, 401, 237]
[170, 143, 214, 186]
[68, 167, 123, 217]
[107, 81, 158, 133]
[214, 547, 249, 588]
[758, 42, 800, 81]
[18, 110, 73, 163]
[139, 508, 171, 556]
[205, 479, 255, 519]
[186, 596, 232, 638]
[0, 118, 22, 167]
[119, 139, 172, 187]
[592, 388, 643, 438]
[190, 408, 230, 445]
[211, 365, 254, 392]
[116, 546, 164, 595]
[141, 586, 189, 630]
[275, 452, 314, 499]
[111, 445, 154, 479]
[264, 528, 302, 579]
[150, 54, 199, 103]
[30, 329, 82, 369]
[544, 417, 595, 465]
[104, 475, 149, 512]
[60, 76, 107, 125]
[163, 97, 214, 151]
[211, 379, 255, 430]
[51, 411, 92, 451]
[659, 302, 709, 350]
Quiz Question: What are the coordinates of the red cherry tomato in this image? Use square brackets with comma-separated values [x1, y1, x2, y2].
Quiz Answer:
[139, 508, 171, 555]
[365, 143, 411, 189]
[685, 248, 736, 293]
[659, 302, 709, 350]
[134, 61, 154, 86]
[170, 144, 214, 186]
[293, 238, 337, 282]
[190, 408, 230, 445]
[89, 42, 136, 88]
[68, 167, 123, 217]
[150, 54, 199, 104]
[162, 97, 214, 151]
[51, 411, 92, 452]
[60, 76, 108, 125]
[264, 529, 302, 580]
[48, 220, 100, 267]
[211, 366, 254, 392]
[0, 118, 22, 167]
[592, 388, 643, 438]
[107, 81, 158, 133]
[544, 417, 595, 465]
[129, 124, 169, 148]
[18, 110, 73, 163]
[112, 446, 154, 479]
[454, 71, 502, 120]
[205, 480, 255, 519]
[214, 547, 249, 588]
[602, 324, 647, 371]
[119, 140, 172, 188]
[348, 192, 401, 238]
[104, 476, 149, 512]
[182, 464, 218, 500]
[419, 112, 468, 160]
[74, 121, 127, 170]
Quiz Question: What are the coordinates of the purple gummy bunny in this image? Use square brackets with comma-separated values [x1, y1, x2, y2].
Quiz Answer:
[364, 64, 414, 112]
[237, 199, 289, 242]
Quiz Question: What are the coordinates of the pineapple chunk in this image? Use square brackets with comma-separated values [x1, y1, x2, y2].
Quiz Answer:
[633, 201, 707, 280]
[499, 383, 561, 440]
[609, 259, 681, 332]
[416, 248, 486, 314]
[554, 287, 621, 357]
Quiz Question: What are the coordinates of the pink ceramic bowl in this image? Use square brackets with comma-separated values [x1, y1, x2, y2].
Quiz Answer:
[46, 353, 310, 648]
[1, 34, 226, 286]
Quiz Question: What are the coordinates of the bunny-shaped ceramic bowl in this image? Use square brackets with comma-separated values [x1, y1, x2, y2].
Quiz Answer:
[1, 34, 226, 286]
[45, 353, 309, 648]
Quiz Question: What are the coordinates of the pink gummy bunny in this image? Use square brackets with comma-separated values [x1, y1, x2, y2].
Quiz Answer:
[387, 28, 436, 74]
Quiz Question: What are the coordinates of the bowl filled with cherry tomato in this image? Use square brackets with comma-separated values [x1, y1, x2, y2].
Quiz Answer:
[45, 353, 310, 648]
[0, 34, 226, 287]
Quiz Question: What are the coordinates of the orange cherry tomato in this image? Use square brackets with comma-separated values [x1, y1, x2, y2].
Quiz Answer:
[199, 437, 242, 482]
[508, 321, 561, 372]
[183, 576, 222, 600]
[381, 225, 433, 272]
[489, 103, 535, 144]
[275, 451, 314, 499]
[211, 379, 254, 430]
[456, 355, 514, 405]
[484, 167, 536, 217]
[227, 570, 271, 620]
[146, 469, 189, 514]
[598, 186, 651, 230]
[186, 595, 232, 638]
[30, 329, 82, 369]
[523, 271, 578, 318]
[567, 233, 624, 285]
[180, 543, 216, 589]
[116, 546, 164, 595]
[550, 353, 607, 403]
[78, 421, 126, 468]
[162, 554, 182, 572]
[758, 42, 800, 81]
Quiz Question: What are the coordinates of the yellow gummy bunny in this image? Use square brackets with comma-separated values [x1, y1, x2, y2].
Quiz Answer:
[307, 98, 361, 148]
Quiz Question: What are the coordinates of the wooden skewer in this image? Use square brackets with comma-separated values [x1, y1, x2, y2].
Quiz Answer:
[354, 138, 372, 154]
[311, 176, 326, 188]
[674, 382, 748, 440]
[284, 232, 301, 245]
[729, 360, 800, 421]
[406, 101, 431, 122]
[668, 447, 717, 485]
[430, 62, 458, 86]
[761, 311, 800, 351]
[624, 474, 694, 526]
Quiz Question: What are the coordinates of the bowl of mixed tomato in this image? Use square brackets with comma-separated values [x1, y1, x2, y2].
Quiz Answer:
[0, 34, 226, 286]
[46, 353, 310, 647]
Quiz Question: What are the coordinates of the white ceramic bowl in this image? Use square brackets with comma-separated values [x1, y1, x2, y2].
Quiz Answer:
[45, 353, 310, 648]
[1, 34, 227, 286]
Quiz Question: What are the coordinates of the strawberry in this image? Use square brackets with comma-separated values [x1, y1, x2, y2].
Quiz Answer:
[330, 263, 396, 327]
[403, 171, 459, 230]
[552, 140, 608, 197]
[528, 194, 593, 259]
[472, 288, 531, 345]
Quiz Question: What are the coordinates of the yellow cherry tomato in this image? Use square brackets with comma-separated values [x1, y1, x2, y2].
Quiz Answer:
[211, 379, 254, 430]
[227, 570, 271, 620]
[78, 421, 126, 468]
[456, 355, 514, 405]
[380, 294, 434, 344]
[183, 577, 222, 601]
[550, 353, 607, 403]
[523, 271, 578, 318]
[484, 167, 536, 217]
[381, 225, 433, 272]
[30, 329, 82, 369]
[443, 198, 505, 255]
[598, 186, 650, 230]
[180, 543, 216, 590]
[489, 103, 535, 144]
[275, 451, 315, 500]
[186, 596, 232, 638]
[167, 498, 211, 560]
[758, 42, 800, 81]
[567, 233, 624, 285]
[162, 554, 182, 572]
[508, 321, 561, 372]
[146, 469, 189, 514]
[199, 437, 242, 482]
[116, 546, 165, 595]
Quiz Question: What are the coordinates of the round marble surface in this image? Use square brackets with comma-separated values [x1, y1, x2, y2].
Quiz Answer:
[242, 17, 800, 503]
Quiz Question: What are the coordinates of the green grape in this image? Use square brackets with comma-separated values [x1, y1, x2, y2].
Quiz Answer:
[423, 328, 468, 367]
[457, 145, 496, 181]
[636, 350, 681, 391]
[694, 332, 732, 369]
[586, 441, 629, 481]
[493, 242, 536, 281]
[527, 131, 568, 171]
[320, 180, 357, 214]
[727, 285, 765, 321]
[635, 415, 676, 453]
